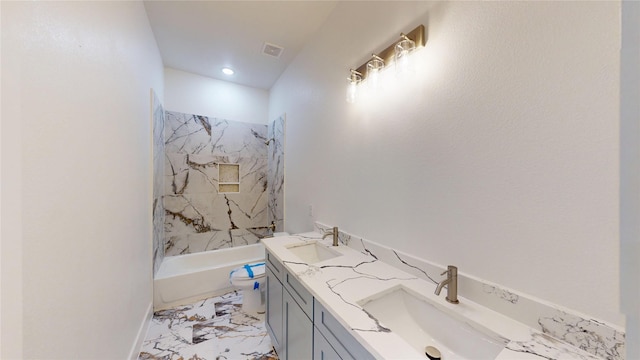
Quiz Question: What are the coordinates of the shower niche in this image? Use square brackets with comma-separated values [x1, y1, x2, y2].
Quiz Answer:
[219, 163, 240, 193]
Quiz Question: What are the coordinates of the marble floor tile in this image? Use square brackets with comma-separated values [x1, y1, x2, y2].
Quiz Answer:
[139, 291, 278, 360]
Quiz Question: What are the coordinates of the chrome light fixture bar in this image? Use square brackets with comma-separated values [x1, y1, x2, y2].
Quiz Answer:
[353, 24, 426, 82]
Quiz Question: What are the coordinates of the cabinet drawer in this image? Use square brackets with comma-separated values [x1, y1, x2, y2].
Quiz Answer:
[266, 249, 284, 283]
[284, 270, 313, 320]
[314, 326, 341, 360]
[313, 299, 375, 360]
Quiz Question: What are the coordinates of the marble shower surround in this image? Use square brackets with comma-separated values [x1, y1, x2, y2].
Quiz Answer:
[152, 90, 165, 275]
[267, 115, 285, 232]
[163, 110, 269, 256]
[314, 222, 625, 360]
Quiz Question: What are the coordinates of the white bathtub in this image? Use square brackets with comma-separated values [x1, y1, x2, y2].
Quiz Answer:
[154, 243, 265, 310]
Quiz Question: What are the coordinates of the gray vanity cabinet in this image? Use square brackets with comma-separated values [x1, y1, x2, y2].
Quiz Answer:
[314, 299, 375, 360]
[265, 249, 313, 360]
[313, 327, 341, 360]
[265, 248, 374, 360]
[265, 266, 284, 355]
[283, 288, 313, 359]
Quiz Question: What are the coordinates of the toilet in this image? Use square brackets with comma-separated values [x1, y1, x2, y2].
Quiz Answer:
[230, 262, 267, 313]
[229, 231, 290, 313]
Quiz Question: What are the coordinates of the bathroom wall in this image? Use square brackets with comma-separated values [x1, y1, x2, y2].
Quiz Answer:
[163, 110, 269, 256]
[269, 0, 622, 329]
[152, 91, 165, 275]
[267, 115, 286, 232]
[620, 2, 640, 357]
[165, 68, 269, 125]
[1, 1, 164, 358]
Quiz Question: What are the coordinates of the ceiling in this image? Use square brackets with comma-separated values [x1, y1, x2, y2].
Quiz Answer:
[144, 1, 338, 90]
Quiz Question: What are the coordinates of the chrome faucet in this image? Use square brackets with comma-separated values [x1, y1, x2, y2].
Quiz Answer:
[322, 226, 339, 246]
[434, 265, 459, 304]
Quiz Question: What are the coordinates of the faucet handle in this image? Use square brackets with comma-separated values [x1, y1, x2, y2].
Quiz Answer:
[441, 265, 458, 276]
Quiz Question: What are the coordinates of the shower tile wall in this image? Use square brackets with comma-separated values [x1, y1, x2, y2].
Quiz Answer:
[152, 90, 165, 275]
[267, 115, 285, 232]
[163, 110, 269, 256]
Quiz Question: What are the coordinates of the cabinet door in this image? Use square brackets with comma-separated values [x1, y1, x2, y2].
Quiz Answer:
[314, 327, 342, 360]
[284, 289, 313, 360]
[266, 266, 284, 356]
[284, 270, 313, 318]
[266, 250, 284, 282]
[313, 299, 375, 360]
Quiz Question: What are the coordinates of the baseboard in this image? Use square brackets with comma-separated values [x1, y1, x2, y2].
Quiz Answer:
[128, 301, 153, 360]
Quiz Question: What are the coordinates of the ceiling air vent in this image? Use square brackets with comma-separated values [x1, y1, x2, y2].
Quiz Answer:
[262, 42, 284, 59]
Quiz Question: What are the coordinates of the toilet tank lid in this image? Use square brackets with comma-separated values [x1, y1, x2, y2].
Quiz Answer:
[230, 262, 265, 280]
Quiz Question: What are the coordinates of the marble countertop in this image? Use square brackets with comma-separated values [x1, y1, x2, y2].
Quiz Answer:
[262, 232, 601, 360]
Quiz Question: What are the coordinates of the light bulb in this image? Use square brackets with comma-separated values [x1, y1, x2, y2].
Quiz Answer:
[366, 55, 384, 91]
[346, 70, 362, 103]
[346, 81, 357, 103]
[395, 35, 416, 77]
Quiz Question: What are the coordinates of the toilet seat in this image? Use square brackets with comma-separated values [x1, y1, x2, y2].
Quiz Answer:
[230, 262, 265, 283]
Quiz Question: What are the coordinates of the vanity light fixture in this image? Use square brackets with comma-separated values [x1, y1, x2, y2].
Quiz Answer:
[366, 54, 385, 89]
[346, 69, 363, 104]
[346, 25, 425, 103]
[395, 33, 416, 76]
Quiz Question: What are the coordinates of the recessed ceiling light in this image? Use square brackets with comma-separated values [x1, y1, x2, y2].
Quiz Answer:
[222, 67, 234, 76]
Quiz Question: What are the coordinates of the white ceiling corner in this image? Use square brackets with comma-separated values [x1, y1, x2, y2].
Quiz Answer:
[143, 0, 338, 90]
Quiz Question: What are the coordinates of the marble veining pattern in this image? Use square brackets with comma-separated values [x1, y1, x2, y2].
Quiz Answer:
[312, 223, 625, 359]
[504, 331, 603, 360]
[483, 284, 520, 304]
[152, 90, 165, 275]
[538, 311, 625, 360]
[139, 291, 277, 360]
[264, 234, 603, 360]
[163, 111, 269, 256]
[267, 115, 285, 232]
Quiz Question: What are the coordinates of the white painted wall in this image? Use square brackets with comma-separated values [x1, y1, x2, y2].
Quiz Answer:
[270, 1, 623, 326]
[620, 1, 640, 358]
[165, 68, 269, 124]
[1, 1, 164, 358]
[0, 1, 23, 356]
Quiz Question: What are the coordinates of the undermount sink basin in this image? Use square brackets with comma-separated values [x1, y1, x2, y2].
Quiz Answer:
[286, 241, 342, 264]
[358, 285, 507, 360]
